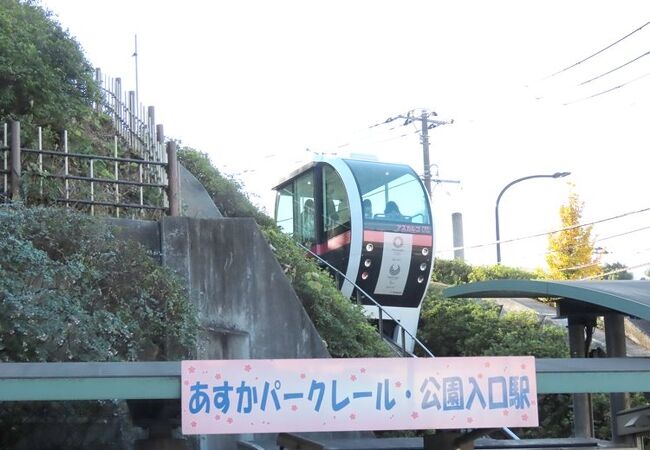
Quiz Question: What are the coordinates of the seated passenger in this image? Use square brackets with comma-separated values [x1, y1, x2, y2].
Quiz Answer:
[301, 199, 315, 241]
[384, 201, 402, 220]
[362, 199, 373, 219]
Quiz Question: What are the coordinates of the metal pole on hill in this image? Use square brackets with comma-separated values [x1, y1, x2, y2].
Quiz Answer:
[133, 34, 139, 106]
[10, 121, 20, 201]
[167, 141, 180, 216]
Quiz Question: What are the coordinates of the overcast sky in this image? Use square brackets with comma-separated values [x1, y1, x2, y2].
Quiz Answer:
[41, 0, 650, 276]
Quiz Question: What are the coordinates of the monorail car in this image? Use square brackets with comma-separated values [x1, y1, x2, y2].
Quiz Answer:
[273, 156, 434, 352]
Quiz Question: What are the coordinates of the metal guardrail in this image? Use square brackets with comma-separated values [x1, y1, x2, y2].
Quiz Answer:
[294, 241, 521, 439]
[295, 241, 434, 358]
[3, 358, 650, 400]
[0, 121, 180, 216]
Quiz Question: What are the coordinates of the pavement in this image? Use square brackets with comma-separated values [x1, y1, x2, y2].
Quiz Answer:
[483, 297, 650, 357]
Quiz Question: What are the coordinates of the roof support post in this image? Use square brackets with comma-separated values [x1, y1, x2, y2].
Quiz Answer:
[605, 313, 632, 444]
[568, 317, 594, 438]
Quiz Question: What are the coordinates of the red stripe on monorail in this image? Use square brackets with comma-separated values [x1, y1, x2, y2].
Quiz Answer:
[363, 230, 433, 247]
[313, 231, 351, 255]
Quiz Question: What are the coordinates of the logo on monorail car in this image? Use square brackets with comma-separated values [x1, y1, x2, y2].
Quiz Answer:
[395, 224, 432, 234]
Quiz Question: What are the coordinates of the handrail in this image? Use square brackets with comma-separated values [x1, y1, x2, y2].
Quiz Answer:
[295, 241, 435, 357]
[294, 240, 520, 440]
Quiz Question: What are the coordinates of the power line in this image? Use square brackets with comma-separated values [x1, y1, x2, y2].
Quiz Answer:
[436, 206, 650, 254]
[581, 261, 650, 280]
[596, 225, 650, 243]
[563, 70, 650, 105]
[527, 224, 650, 260]
[578, 50, 650, 86]
[545, 20, 650, 79]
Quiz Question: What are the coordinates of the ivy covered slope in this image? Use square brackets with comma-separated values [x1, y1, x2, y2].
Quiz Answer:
[0, 205, 198, 362]
[178, 147, 391, 358]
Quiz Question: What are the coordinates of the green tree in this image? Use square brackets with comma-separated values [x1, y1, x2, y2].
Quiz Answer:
[602, 262, 633, 280]
[546, 190, 601, 280]
[0, 0, 99, 132]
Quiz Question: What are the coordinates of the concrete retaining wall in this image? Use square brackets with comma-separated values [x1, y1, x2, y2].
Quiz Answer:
[159, 216, 329, 360]
[116, 216, 331, 449]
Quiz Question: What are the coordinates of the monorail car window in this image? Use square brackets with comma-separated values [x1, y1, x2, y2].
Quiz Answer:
[295, 172, 315, 244]
[345, 159, 430, 225]
[322, 165, 351, 238]
[275, 184, 294, 235]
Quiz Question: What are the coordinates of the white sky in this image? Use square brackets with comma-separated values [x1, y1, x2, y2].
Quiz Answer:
[41, 0, 650, 277]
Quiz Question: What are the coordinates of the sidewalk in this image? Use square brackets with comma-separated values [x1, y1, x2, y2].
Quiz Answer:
[483, 297, 650, 357]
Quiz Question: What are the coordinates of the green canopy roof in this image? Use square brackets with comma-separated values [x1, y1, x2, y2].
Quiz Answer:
[444, 280, 650, 321]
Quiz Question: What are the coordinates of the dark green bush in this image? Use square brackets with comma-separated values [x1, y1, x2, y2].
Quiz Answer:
[431, 258, 473, 284]
[468, 263, 539, 282]
[0, 204, 197, 362]
[431, 258, 539, 285]
[0, 204, 199, 449]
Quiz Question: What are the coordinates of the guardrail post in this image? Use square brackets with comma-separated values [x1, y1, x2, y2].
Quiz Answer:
[10, 121, 20, 201]
[128, 91, 136, 151]
[166, 141, 180, 216]
[94, 68, 102, 112]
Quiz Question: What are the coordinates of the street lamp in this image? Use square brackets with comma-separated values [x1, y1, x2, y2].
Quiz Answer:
[495, 172, 571, 263]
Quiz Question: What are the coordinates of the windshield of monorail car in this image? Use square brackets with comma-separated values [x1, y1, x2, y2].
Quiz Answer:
[275, 184, 294, 235]
[344, 160, 431, 225]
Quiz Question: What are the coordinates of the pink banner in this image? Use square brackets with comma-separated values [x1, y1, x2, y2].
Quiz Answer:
[181, 356, 537, 435]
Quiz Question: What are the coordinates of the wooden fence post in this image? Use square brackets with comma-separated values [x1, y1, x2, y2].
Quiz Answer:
[10, 121, 20, 201]
[166, 141, 180, 216]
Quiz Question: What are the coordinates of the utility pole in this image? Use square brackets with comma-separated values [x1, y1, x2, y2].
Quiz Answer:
[389, 109, 452, 198]
[420, 111, 432, 197]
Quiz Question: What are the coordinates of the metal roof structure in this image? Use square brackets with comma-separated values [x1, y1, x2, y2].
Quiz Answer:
[444, 280, 650, 320]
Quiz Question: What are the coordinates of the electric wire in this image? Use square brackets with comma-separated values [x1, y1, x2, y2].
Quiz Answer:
[479, 220, 650, 269]
[581, 261, 650, 280]
[559, 247, 650, 272]
[595, 225, 650, 242]
[435, 206, 650, 254]
[545, 20, 650, 79]
[578, 50, 650, 86]
[564, 71, 650, 105]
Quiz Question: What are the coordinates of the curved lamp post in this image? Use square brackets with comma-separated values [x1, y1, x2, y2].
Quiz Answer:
[495, 172, 571, 263]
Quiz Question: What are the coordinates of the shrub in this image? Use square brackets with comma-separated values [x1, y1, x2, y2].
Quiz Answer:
[468, 264, 539, 282]
[431, 258, 473, 285]
[0, 204, 197, 362]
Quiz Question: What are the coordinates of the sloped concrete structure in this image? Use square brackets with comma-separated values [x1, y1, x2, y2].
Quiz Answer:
[117, 216, 330, 449]
[160, 216, 329, 361]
